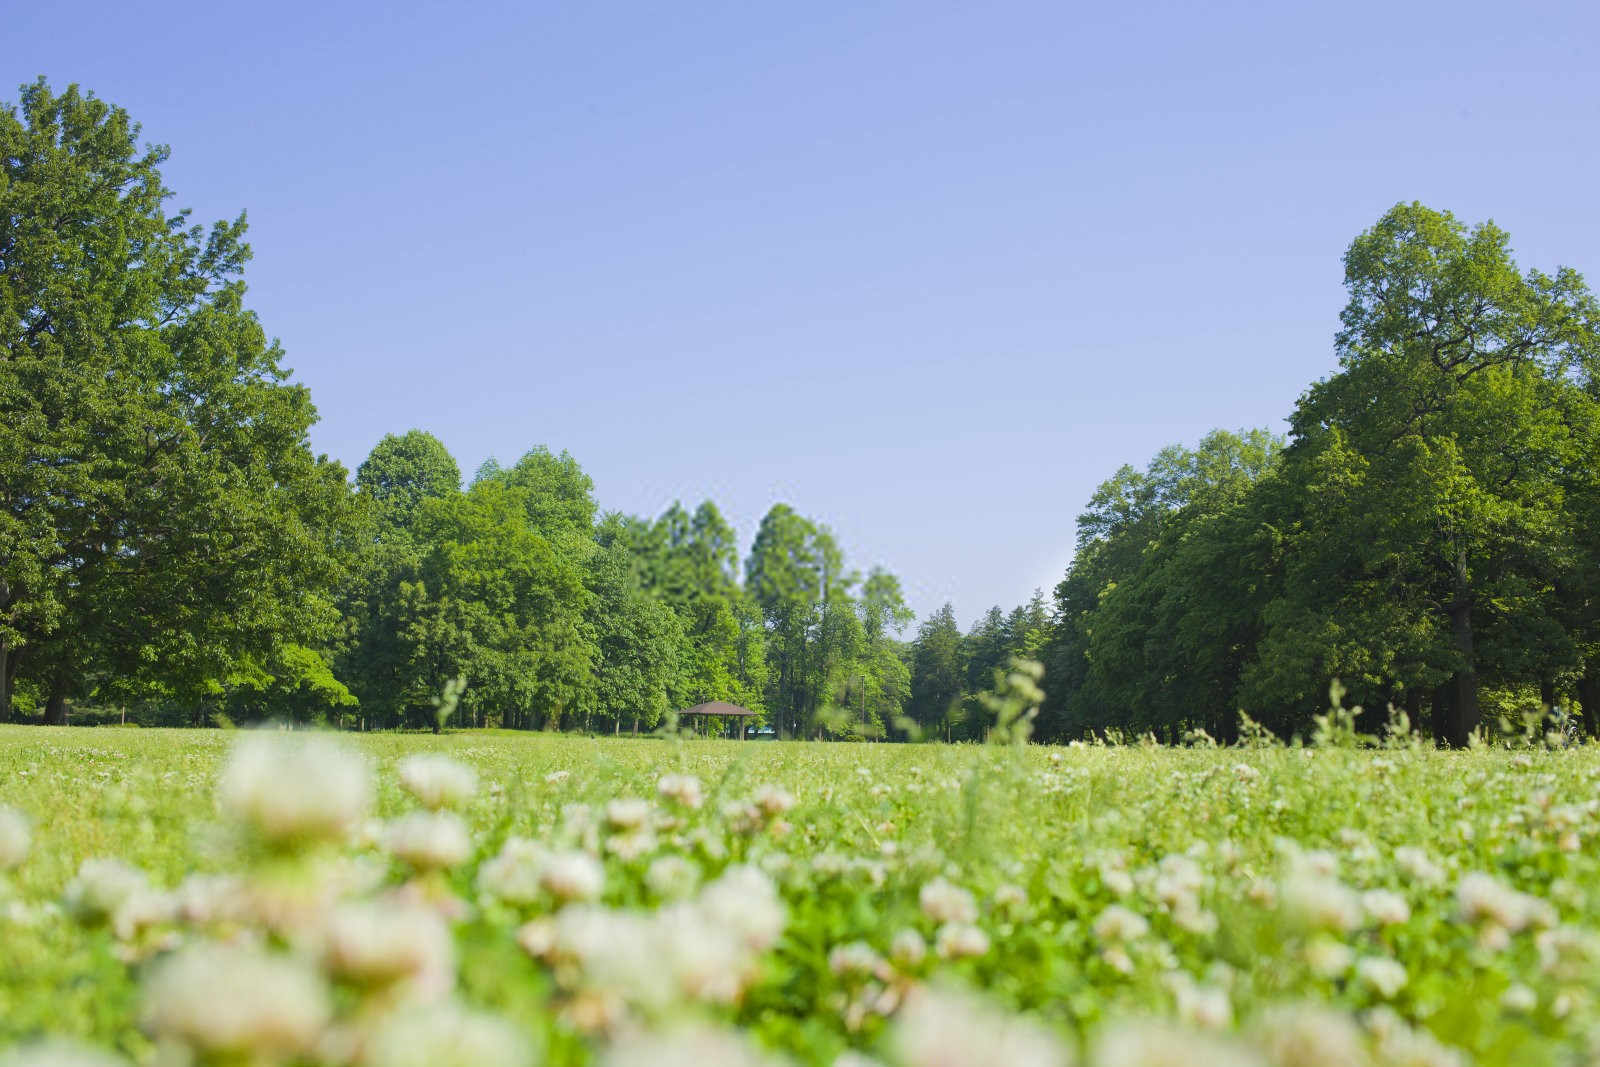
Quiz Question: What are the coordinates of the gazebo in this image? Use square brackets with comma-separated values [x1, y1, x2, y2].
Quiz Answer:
[679, 701, 756, 739]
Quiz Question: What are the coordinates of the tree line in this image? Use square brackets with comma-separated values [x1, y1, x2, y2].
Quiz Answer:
[5, 81, 1600, 743]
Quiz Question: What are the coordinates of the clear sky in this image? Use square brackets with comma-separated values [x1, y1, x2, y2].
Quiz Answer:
[13, 1, 1600, 628]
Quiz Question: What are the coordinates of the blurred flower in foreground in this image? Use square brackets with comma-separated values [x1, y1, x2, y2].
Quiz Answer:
[219, 733, 372, 846]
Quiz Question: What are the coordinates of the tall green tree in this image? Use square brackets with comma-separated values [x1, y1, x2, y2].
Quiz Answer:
[1257, 203, 1599, 743]
[1, 80, 356, 722]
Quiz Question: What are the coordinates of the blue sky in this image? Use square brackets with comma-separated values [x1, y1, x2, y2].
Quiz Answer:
[13, 1, 1600, 628]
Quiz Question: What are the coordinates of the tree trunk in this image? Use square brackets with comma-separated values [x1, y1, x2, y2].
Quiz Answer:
[0, 641, 11, 724]
[1577, 669, 1600, 739]
[1540, 678, 1557, 713]
[44, 683, 69, 726]
[1442, 589, 1479, 747]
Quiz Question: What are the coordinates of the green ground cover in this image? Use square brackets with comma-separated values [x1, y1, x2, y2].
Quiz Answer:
[2, 724, 1597, 1066]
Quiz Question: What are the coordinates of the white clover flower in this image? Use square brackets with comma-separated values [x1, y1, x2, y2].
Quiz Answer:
[323, 899, 455, 998]
[656, 904, 751, 1004]
[398, 755, 478, 810]
[1456, 872, 1554, 933]
[751, 784, 796, 817]
[541, 849, 605, 903]
[1500, 984, 1537, 1014]
[0, 1040, 131, 1067]
[699, 865, 785, 951]
[1152, 854, 1205, 907]
[891, 986, 1071, 1067]
[657, 774, 704, 809]
[1090, 1020, 1260, 1067]
[140, 943, 331, 1057]
[1361, 889, 1410, 927]
[605, 797, 653, 831]
[1279, 874, 1362, 934]
[366, 1000, 533, 1067]
[172, 873, 251, 927]
[1355, 956, 1407, 998]
[935, 922, 990, 959]
[829, 941, 884, 977]
[219, 733, 371, 845]
[1303, 937, 1354, 979]
[1232, 763, 1260, 783]
[1171, 979, 1231, 1030]
[1535, 925, 1600, 979]
[110, 886, 177, 942]
[919, 878, 978, 924]
[1373, 1020, 1468, 1067]
[386, 811, 472, 871]
[646, 855, 701, 900]
[477, 838, 550, 905]
[0, 807, 31, 871]
[64, 859, 149, 925]
[599, 1024, 786, 1067]
[1251, 1003, 1368, 1067]
[890, 929, 927, 967]
[604, 827, 658, 862]
[994, 883, 1029, 914]
[544, 770, 571, 785]
[1393, 847, 1445, 886]
[1093, 905, 1150, 943]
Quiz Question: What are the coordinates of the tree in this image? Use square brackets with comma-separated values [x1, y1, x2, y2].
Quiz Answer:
[1262, 203, 1599, 743]
[356, 430, 461, 537]
[908, 604, 966, 740]
[1, 80, 357, 722]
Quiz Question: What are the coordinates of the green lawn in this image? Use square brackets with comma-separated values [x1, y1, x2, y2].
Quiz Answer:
[2, 725, 1596, 1065]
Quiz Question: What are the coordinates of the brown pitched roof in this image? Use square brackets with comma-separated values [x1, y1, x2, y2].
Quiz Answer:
[680, 701, 756, 717]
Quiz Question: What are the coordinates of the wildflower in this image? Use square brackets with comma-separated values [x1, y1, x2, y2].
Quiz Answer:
[219, 733, 371, 845]
[1456, 872, 1555, 933]
[544, 770, 571, 785]
[890, 929, 927, 967]
[398, 756, 478, 810]
[700, 865, 785, 952]
[1392, 847, 1445, 887]
[1251, 1004, 1368, 1067]
[751, 784, 796, 817]
[1303, 937, 1354, 979]
[891, 986, 1071, 1067]
[1093, 905, 1150, 943]
[64, 859, 149, 926]
[1090, 1020, 1261, 1067]
[1500, 985, 1537, 1013]
[1354, 956, 1407, 998]
[829, 941, 884, 977]
[173, 874, 251, 927]
[140, 943, 331, 1058]
[599, 1024, 785, 1067]
[1372, 1020, 1468, 1067]
[1172, 980, 1231, 1029]
[0, 1040, 131, 1067]
[1360, 889, 1410, 927]
[323, 899, 455, 998]
[365, 1000, 533, 1067]
[1279, 875, 1361, 934]
[919, 878, 978, 924]
[935, 922, 990, 959]
[386, 811, 472, 871]
[605, 798, 653, 831]
[645, 855, 700, 900]
[0, 807, 30, 871]
[657, 774, 704, 809]
[541, 850, 605, 903]
[994, 883, 1029, 914]
[1535, 925, 1600, 979]
[477, 838, 550, 905]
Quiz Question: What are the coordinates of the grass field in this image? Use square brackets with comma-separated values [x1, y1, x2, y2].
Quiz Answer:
[2, 724, 1598, 1066]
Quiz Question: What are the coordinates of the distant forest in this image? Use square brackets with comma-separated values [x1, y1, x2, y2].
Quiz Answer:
[5, 81, 1600, 743]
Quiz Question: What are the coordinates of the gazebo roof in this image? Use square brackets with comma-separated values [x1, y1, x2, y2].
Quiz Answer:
[680, 701, 756, 717]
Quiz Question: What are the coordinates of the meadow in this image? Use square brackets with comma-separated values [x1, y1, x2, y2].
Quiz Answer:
[2, 720, 1597, 1067]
